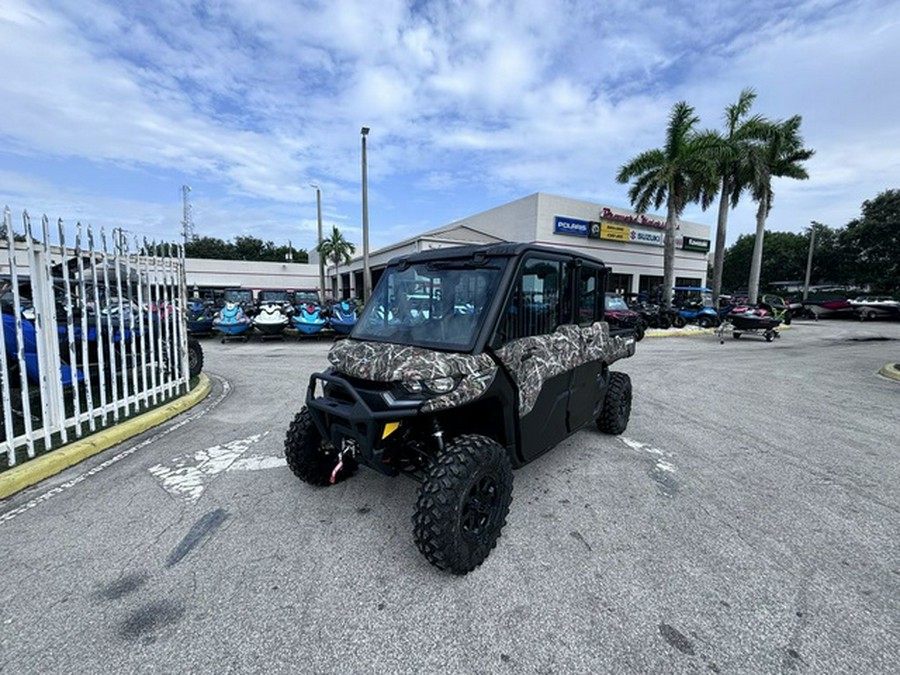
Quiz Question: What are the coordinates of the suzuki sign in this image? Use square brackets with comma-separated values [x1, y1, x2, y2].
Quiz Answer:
[629, 229, 664, 246]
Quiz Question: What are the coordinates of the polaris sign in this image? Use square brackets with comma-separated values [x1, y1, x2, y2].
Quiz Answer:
[554, 216, 590, 237]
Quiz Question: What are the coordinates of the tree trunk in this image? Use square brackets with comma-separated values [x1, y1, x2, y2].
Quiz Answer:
[747, 195, 769, 305]
[663, 201, 677, 308]
[334, 260, 340, 300]
[711, 179, 730, 303]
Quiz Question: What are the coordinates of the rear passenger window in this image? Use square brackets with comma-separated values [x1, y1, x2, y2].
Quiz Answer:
[497, 257, 564, 345]
[578, 266, 603, 325]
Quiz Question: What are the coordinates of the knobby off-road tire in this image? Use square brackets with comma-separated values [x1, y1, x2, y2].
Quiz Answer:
[413, 434, 514, 575]
[596, 371, 632, 435]
[284, 407, 357, 486]
[188, 337, 204, 378]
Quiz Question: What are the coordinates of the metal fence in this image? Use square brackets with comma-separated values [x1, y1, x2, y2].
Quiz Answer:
[1, 207, 190, 470]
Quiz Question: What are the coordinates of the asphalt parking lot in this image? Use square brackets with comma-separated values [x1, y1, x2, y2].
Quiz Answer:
[1, 319, 898, 674]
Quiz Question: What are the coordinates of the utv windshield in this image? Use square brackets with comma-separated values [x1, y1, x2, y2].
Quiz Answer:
[604, 293, 630, 311]
[673, 288, 714, 309]
[353, 259, 507, 351]
[258, 290, 289, 303]
[224, 289, 253, 304]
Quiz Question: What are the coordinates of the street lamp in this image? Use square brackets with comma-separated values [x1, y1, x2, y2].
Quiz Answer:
[310, 183, 325, 304]
[361, 126, 371, 302]
[803, 221, 818, 301]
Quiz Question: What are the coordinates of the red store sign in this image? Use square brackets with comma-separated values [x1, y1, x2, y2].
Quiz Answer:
[600, 207, 668, 231]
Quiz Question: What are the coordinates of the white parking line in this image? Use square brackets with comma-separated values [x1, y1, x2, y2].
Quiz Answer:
[148, 432, 269, 504]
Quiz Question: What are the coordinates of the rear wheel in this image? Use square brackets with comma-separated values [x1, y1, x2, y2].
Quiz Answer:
[672, 315, 686, 328]
[284, 408, 357, 486]
[187, 337, 203, 378]
[413, 434, 513, 575]
[596, 371, 632, 435]
[697, 315, 713, 328]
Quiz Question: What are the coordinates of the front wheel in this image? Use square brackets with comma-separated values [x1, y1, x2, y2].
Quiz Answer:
[413, 435, 513, 575]
[697, 315, 713, 328]
[596, 371, 632, 435]
[672, 315, 686, 328]
[284, 408, 357, 486]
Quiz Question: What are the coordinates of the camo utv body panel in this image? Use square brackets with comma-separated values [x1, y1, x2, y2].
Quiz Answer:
[496, 321, 633, 416]
[327, 338, 498, 413]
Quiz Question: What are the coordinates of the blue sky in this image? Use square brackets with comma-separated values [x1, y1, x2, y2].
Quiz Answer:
[1, 0, 898, 256]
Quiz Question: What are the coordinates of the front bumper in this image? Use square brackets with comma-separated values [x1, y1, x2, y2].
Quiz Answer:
[305, 371, 421, 476]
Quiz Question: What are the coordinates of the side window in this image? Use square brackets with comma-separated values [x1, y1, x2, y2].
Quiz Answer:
[578, 265, 602, 325]
[498, 257, 563, 345]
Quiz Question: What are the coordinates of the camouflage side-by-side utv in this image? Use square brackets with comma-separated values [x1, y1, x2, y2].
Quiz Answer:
[284, 243, 637, 574]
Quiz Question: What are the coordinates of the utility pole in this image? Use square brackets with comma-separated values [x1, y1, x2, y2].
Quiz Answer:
[310, 184, 325, 303]
[181, 185, 194, 245]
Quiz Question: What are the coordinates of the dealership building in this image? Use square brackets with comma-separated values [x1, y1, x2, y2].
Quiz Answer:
[181, 192, 712, 300]
[326, 192, 712, 300]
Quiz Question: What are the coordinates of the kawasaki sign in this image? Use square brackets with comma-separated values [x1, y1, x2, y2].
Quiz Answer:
[682, 236, 711, 252]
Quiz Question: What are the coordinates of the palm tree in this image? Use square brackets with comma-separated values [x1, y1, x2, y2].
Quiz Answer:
[616, 101, 719, 307]
[317, 225, 356, 299]
[745, 116, 815, 304]
[710, 88, 770, 302]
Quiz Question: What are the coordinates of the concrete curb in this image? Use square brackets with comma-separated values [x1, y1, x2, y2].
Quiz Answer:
[878, 363, 900, 382]
[0, 374, 212, 500]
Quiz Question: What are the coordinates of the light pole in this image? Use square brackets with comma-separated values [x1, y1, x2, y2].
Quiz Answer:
[310, 183, 325, 303]
[803, 221, 818, 301]
[361, 126, 371, 302]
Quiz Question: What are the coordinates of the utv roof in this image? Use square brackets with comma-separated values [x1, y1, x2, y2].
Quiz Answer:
[387, 242, 607, 268]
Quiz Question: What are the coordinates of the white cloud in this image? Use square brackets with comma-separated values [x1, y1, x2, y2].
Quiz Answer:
[0, 0, 897, 254]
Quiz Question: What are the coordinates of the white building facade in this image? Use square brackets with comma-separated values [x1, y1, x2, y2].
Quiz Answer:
[335, 193, 712, 299]
[176, 193, 712, 301]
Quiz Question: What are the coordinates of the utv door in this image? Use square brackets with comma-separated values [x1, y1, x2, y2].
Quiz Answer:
[493, 255, 573, 463]
[566, 262, 609, 431]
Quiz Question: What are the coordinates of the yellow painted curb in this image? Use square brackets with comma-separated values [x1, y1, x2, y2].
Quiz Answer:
[0, 374, 212, 500]
[645, 328, 714, 338]
[645, 323, 793, 338]
[879, 363, 900, 382]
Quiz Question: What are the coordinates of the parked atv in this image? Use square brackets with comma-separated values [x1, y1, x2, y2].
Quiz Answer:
[284, 243, 637, 574]
[604, 292, 644, 340]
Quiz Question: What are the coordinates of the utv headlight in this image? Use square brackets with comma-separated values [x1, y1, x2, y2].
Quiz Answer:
[400, 376, 459, 395]
[424, 376, 456, 394]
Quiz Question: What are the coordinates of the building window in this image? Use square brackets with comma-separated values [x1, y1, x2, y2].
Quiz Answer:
[608, 272, 633, 295]
[675, 277, 703, 288]
[639, 275, 663, 295]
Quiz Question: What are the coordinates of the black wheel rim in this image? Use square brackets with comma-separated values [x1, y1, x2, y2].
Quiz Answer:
[461, 475, 499, 541]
